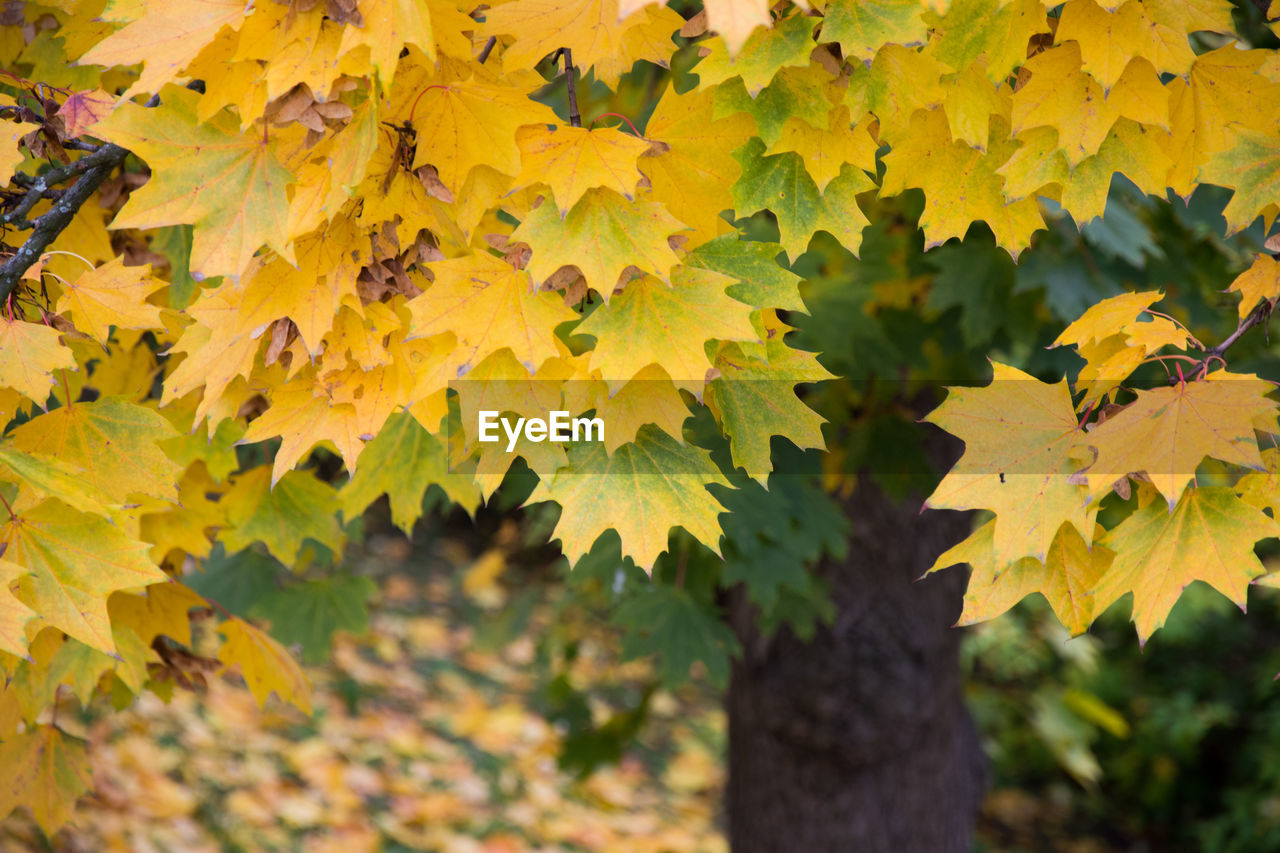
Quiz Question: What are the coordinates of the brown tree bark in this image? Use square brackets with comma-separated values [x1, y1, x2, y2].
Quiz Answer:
[725, 438, 986, 852]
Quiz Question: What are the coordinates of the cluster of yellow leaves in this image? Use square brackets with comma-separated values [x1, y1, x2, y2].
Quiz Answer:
[928, 280, 1280, 644]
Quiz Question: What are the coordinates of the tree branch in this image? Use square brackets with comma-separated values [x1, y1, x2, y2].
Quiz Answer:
[1, 141, 122, 228]
[562, 48, 581, 128]
[0, 143, 127, 303]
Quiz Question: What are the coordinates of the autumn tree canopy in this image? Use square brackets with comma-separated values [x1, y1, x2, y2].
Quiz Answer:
[1, 0, 1279, 832]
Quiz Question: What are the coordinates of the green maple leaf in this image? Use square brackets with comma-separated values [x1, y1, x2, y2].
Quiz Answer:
[732, 138, 873, 260]
[221, 467, 343, 565]
[528, 425, 731, 570]
[341, 411, 481, 532]
[708, 339, 832, 483]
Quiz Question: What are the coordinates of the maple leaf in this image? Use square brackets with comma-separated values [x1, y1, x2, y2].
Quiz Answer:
[2, 499, 168, 656]
[1051, 290, 1164, 348]
[684, 234, 805, 312]
[483, 0, 626, 78]
[1077, 372, 1278, 508]
[1201, 128, 1280, 236]
[161, 285, 262, 425]
[336, 0, 434, 87]
[765, 106, 878, 191]
[92, 87, 293, 279]
[639, 85, 754, 246]
[0, 724, 92, 835]
[576, 267, 758, 395]
[0, 443, 115, 518]
[220, 467, 343, 565]
[408, 82, 559, 197]
[1228, 254, 1280, 320]
[528, 424, 730, 569]
[732, 138, 873, 261]
[880, 110, 1043, 256]
[588, 364, 693, 453]
[924, 362, 1094, 565]
[925, 0, 1049, 83]
[55, 257, 166, 344]
[77, 0, 250, 99]
[707, 336, 832, 483]
[217, 616, 313, 714]
[1059, 118, 1175, 224]
[514, 189, 687, 297]
[408, 253, 578, 375]
[513, 125, 651, 212]
[822, 0, 928, 64]
[930, 519, 1114, 637]
[1092, 487, 1280, 642]
[10, 399, 183, 503]
[693, 13, 816, 95]
[55, 88, 115, 138]
[1009, 43, 1168, 167]
[0, 317, 76, 405]
[701, 0, 772, 55]
[107, 581, 206, 647]
[341, 411, 481, 531]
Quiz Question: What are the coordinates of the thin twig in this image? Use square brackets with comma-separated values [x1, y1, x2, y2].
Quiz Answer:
[562, 48, 581, 128]
[477, 35, 497, 64]
[1206, 300, 1271, 359]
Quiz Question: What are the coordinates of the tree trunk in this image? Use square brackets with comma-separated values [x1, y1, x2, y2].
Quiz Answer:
[726, 436, 986, 852]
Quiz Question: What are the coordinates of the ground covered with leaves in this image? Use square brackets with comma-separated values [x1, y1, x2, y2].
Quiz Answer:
[0, 534, 727, 852]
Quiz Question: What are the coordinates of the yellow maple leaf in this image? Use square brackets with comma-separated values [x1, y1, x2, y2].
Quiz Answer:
[409, 81, 558, 196]
[3, 499, 168, 656]
[483, 0, 627, 79]
[1092, 487, 1279, 643]
[338, 0, 434, 87]
[528, 425, 729, 569]
[766, 106, 878, 190]
[1228, 254, 1280, 320]
[1059, 118, 1174, 224]
[701, 0, 773, 55]
[924, 362, 1094, 565]
[1010, 43, 1168, 167]
[513, 125, 651, 212]
[161, 285, 262, 425]
[10, 398, 183, 503]
[409, 252, 578, 375]
[0, 317, 76, 405]
[239, 370, 363, 482]
[217, 616, 313, 715]
[931, 519, 1114, 637]
[55, 257, 166, 344]
[639, 85, 754, 247]
[92, 87, 293, 279]
[1079, 372, 1279, 508]
[881, 109, 1043, 256]
[0, 559, 36, 658]
[0, 724, 92, 835]
[77, 0, 249, 99]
